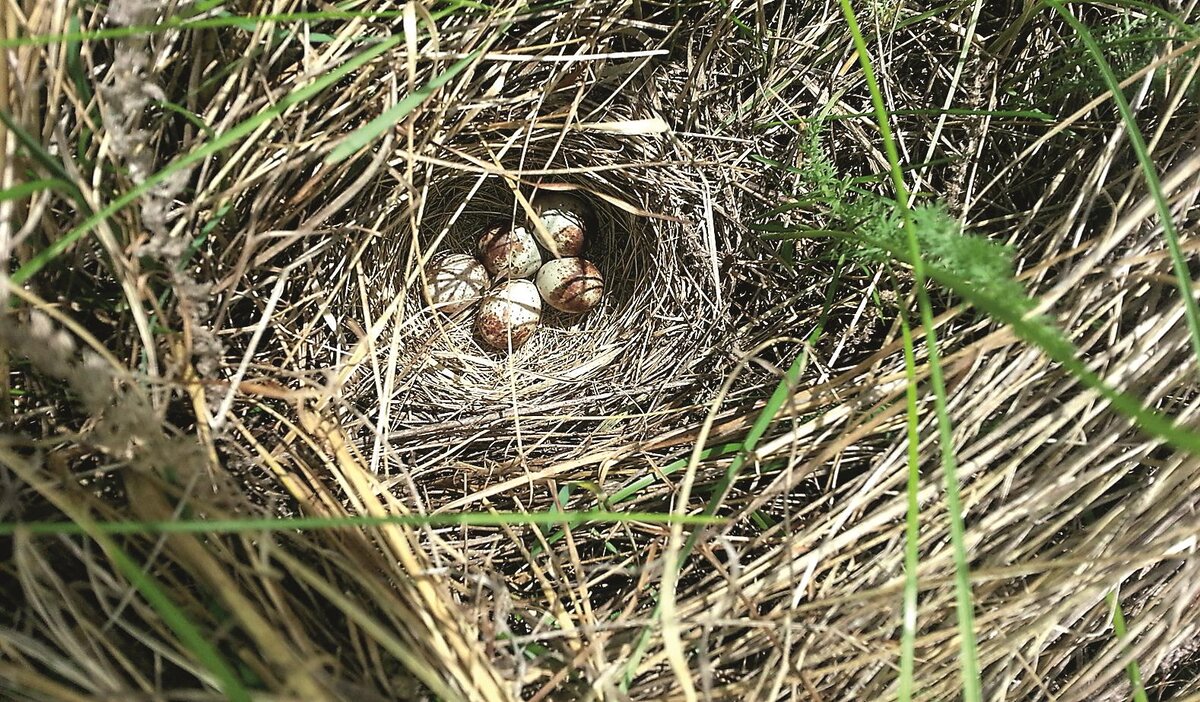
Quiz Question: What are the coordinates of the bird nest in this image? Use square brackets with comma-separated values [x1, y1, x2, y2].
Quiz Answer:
[300, 41, 811, 470]
[338, 162, 726, 466]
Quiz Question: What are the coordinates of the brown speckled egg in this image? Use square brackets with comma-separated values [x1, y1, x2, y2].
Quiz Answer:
[478, 223, 541, 279]
[423, 253, 490, 315]
[476, 279, 542, 350]
[530, 191, 589, 257]
[535, 257, 604, 314]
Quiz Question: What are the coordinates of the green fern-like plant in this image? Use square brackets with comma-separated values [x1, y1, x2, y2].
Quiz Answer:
[789, 121, 1034, 319]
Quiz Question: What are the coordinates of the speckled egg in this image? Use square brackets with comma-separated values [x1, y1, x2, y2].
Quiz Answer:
[476, 279, 542, 350]
[423, 253, 490, 316]
[535, 257, 604, 314]
[478, 223, 542, 279]
[530, 191, 589, 257]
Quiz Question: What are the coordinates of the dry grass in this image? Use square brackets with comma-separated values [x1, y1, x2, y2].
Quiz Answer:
[2, 0, 1200, 700]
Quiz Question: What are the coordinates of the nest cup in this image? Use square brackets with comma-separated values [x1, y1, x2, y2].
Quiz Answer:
[347, 157, 722, 466]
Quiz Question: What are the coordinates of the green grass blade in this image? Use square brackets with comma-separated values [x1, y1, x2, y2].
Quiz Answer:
[0, 448, 249, 700]
[0, 10, 413, 48]
[0, 178, 69, 202]
[687, 351, 806, 535]
[0, 111, 89, 210]
[64, 14, 93, 105]
[898, 308, 922, 702]
[608, 442, 744, 506]
[665, 350, 809, 650]
[0, 510, 723, 537]
[1045, 0, 1200, 372]
[10, 31, 406, 285]
[1107, 590, 1150, 702]
[65, 13, 98, 167]
[102, 536, 252, 702]
[156, 99, 216, 138]
[325, 49, 482, 164]
[621, 351, 807, 688]
[835, 1, 982, 699]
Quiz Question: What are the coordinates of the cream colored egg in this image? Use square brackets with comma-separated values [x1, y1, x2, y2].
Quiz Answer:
[423, 253, 490, 315]
[476, 279, 542, 350]
[530, 191, 589, 257]
[478, 223, 542, 279]
[535, 257, 604, 314]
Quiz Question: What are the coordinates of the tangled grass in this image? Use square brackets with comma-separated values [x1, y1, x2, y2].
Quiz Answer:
[2, 0, 1200, 700]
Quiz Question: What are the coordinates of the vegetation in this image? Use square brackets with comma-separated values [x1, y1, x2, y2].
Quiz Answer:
[2, 0, 1198, 700]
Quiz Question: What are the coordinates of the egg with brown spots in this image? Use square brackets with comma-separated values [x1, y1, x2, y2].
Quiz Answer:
[535, 257, 604, 314]
[530, 191, 589, 257]
[478, 223, 541, 279]
[423, 253, 490, 316]
[476, 279, 542, 350]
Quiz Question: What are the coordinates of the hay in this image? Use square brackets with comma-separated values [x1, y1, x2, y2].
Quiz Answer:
[3, 0, 1200, 700]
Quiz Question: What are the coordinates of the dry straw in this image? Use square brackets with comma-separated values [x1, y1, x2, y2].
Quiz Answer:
[2, 0, 1200, 700]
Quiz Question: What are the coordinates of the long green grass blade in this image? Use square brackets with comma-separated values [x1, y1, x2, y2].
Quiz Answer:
[609, 442, 745, 505]
[690, 351, 806, 530]
[621, 351, 807, 688]
[102, 536, 252, 702]
[0, 10, 410, 48]
[898, 308, 923, 702]
[10, 31, 406, 285]
[836, 1, 982, 699]
[0, 178, 69, 202]
[156, 99, 216, 138]
[1045, 0, 1200, 372]
[0, 111, 88, 210]
[325, 49, 482, 163]
[0, 448, 249, 700]
[1107, 590, 1150, 702]
[0, 510, 722, 537]
[853, 232, 1200, 453]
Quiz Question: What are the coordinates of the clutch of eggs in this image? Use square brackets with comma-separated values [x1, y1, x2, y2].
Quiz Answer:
[423, 253, 490, 315]
[476, 279, 542, 350]
[530, 191, 589, 257]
